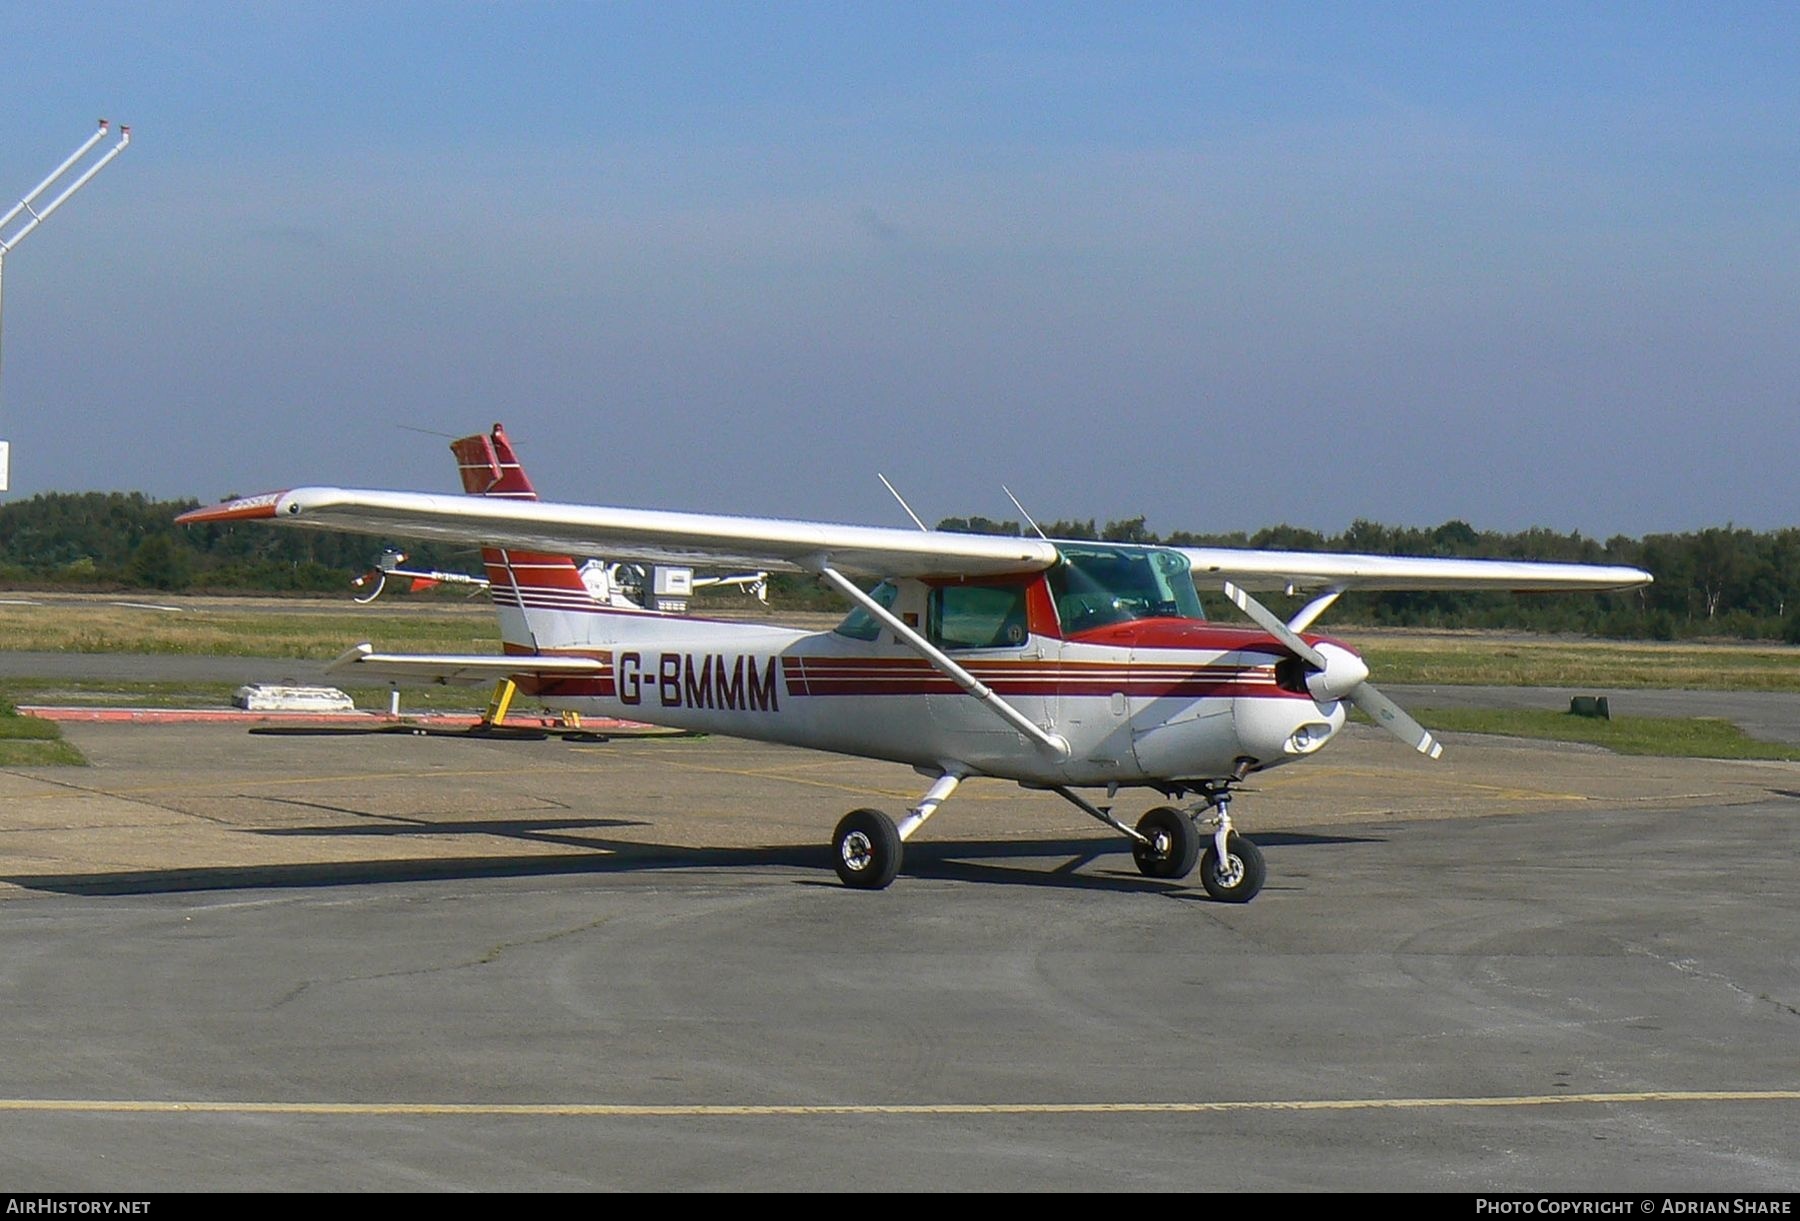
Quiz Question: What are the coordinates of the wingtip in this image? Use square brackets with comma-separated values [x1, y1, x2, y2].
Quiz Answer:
[175, 491, 289, 525]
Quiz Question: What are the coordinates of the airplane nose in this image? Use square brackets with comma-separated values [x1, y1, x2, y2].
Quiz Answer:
[1302, 641, 1370, 704]
[1231, 694, 1346, 764]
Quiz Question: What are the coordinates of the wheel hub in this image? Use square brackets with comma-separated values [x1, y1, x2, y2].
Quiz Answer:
[841, 831, 874, 872]
[1212, 853, 1245, 888]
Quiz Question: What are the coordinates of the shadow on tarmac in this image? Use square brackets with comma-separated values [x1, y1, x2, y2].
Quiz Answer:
[0, 829, 1380, 899]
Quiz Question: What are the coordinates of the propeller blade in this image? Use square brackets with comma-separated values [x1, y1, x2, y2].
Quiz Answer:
[1222, 582, 1327, 669]
[1348, 682, 1444, 760]
[1227, 580, 1445, 758]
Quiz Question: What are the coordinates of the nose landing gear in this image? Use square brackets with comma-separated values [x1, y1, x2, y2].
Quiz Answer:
[1053, 781, 1266, 901]
[1129, 783, 1266, 901]
[1192, 784, 1265, 903]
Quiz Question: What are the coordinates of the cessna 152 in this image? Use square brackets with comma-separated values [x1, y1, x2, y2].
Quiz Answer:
[179, 424, 1651, 901]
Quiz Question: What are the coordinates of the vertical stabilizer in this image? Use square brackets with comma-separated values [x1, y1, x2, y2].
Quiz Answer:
[450, 422, 538, 499]
[448, 424, 590, 652]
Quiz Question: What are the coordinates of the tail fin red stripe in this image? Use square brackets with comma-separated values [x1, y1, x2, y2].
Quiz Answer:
[482, 549, 590, 592]
[450, 425, 592, 645]
[450, 424, 538, 499]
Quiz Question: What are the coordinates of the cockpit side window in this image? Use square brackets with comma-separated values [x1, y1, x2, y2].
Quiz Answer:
[833, 580, 900, 641]
[929, 583, 1031, 650]
[1048, 545, 1206, 633]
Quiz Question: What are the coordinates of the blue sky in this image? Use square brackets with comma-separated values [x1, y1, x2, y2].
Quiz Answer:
[0, 2, 1794, 538]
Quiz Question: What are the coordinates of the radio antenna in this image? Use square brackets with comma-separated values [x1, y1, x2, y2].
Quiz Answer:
[1002, 485, 1049, 540]
[877, 473, 929, 532]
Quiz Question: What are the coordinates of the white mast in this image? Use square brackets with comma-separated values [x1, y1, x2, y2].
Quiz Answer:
[0, 119, 132, 491]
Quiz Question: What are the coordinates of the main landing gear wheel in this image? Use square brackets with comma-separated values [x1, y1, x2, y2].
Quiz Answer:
[832, 808, 901, 890]
[1131, 806, 1200, 880]
[1200, 831, 1265, 903]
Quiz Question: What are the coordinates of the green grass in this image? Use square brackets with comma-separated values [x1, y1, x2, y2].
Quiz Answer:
[1348, 637, 1800, 692]
[2, 669, 1793, 766]
[0, 700, 86, 766]
[0, 679, 485, 713]
[2, 598, 1796, 690]
[0, 598, 832, 660]
[2, 610, 502, 660]
[1415, 706, 1800, 761]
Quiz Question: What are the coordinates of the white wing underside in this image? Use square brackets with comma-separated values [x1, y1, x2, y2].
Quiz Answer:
[1179, 547, 1649, 592]
[189, 487, 1651, 592]
[261, 488, 1059, 579]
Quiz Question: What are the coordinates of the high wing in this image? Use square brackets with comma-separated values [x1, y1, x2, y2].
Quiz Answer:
[1179, 547, 1651, 593]
[178, 488, 1059, 580]
[178, 487, 1651, 592]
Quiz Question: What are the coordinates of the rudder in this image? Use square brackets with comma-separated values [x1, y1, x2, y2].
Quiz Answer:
[449, 424, 592, 651]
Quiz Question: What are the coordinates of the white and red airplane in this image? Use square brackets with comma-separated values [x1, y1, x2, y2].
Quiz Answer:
[180, 424, 1651, 900]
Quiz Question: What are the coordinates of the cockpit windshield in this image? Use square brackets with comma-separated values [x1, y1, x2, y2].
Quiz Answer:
[1048, 545, 1206, 634]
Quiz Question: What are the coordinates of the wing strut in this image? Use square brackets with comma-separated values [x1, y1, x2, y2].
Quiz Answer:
[493, 547, 542, 651]
[1287, 589, 1342, 633]
[812, 564, 1071, 761]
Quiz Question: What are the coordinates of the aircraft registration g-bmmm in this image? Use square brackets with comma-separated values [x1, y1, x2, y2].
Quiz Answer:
[178, 425, 1651, 901]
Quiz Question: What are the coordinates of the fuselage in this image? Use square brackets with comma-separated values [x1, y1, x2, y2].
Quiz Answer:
[494, 543, 1351, 789]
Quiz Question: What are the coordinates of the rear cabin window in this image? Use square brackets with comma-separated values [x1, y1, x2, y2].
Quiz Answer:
[929, 583, 1030, 650]
[833, 580, 900, 641]
[1048, 545, 1205, 633]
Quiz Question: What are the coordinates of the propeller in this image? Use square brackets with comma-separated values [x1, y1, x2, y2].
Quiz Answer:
[1224, 582, 1444, 760]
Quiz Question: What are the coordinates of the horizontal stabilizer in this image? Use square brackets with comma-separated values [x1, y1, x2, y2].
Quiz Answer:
[327, 643, 607, 687]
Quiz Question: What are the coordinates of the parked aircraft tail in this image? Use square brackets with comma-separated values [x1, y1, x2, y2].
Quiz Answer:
[450, 423, 593, 652]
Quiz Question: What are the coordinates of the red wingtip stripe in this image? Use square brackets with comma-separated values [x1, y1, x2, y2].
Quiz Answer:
[175, 491, 288, 525]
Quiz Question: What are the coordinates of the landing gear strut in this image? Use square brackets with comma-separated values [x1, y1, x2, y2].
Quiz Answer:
[1064, 781, 1266, 900]
[830, 773, 1266, 901]
[1192, 784, 1265, 903]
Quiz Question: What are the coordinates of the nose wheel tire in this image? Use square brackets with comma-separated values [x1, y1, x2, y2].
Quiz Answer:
[1200, 831, 1265, 903]
[832, 808, 902, 889]
[1131, 806, 1200, 880]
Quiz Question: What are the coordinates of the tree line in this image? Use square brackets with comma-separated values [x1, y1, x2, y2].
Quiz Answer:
[0, 492, 473, 597]
[0, 491, 1793, 642]
[935, 513, 1799, 642]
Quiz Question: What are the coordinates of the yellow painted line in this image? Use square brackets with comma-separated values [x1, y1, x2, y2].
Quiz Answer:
[0, 1089, 1795, 1118]
[644, 760, 920, 802]
[1291, 766, 1593, 803]
[0, 763, 631, 803]
[616, 756, 878, 777]
[0, 742, 914, 806]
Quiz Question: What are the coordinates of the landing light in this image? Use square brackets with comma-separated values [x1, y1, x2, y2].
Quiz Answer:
[1287, 723, 1333, 755]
